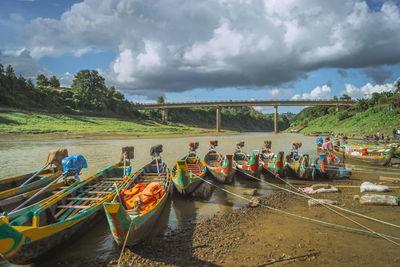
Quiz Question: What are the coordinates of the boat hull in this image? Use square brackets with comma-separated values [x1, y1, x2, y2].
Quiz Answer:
[206, 167, 235, 184]
[2, 208, 100, 265]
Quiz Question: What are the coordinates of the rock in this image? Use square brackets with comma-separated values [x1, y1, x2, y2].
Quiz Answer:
[353, 195, 360, 201]
[249, 196, 261, 207]
[243, 189, 258, 196]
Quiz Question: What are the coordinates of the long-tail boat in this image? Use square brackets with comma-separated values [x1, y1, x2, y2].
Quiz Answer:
[171, 142, 207, 196]
[233, 141, 260, 178]
[0, 147, 133, 265]
[0, 148, 69, 201]
[204, 140, 235, 183]
[103, 144, 171, 246]
[311, 153, 352, 180]
[332, 142, 399, 166]
[275, 142, 314, 179]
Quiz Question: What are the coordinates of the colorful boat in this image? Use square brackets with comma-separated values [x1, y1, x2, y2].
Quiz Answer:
[233, 141, 261, 178]
[103, 144, 171, 246]
[332, 144, 399, 166]
[0, 149, 133, 265]
[311, 153, 352, 180]
[204, 140, 235, 183]
[279, 153, 312, 179]
[171, 142, 207, 196]
[0, 148, 69, 201]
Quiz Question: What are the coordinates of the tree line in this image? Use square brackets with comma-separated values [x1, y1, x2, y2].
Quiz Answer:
[0, 64, 140, 118]
[0, 63, 290, 131]
[290, 81, 400, 128]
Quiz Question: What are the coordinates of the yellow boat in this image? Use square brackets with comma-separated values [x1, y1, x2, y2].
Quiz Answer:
[0, 149, 134, 265]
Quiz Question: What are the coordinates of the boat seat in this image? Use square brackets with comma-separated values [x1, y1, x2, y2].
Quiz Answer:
[57, 205, 90, 209]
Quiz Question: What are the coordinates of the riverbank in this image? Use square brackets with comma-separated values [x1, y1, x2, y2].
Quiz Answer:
[48, 173, 400, 267]
[0, 109, 238, 141]
[108, 189, 399, 266]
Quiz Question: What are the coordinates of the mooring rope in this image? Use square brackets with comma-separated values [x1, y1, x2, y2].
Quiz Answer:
[270, 173, 400, 246]
[196, 176, 400, 243]
[250, 173, 400, 230]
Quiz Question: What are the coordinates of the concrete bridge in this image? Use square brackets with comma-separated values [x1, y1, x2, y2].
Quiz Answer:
[133, 99, 356, 133]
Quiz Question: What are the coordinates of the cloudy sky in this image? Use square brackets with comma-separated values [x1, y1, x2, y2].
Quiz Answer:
[1, 0, 400, 112]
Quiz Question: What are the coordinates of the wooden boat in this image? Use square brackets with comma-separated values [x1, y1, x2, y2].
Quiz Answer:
[311, 153, 351, 180]
[204, 140, 235, 183]
[0, 148, 133, 265]
[332, 144, 399, 166]
[279, 153, 312, 179]
[233, 141, 261, 178]
[171, 142, 207, 196]
[103, 144, 171, 246]
[0, 148, 69, 201]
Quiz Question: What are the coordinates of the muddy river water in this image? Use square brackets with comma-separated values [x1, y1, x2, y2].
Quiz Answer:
[0, 132, 396, 266]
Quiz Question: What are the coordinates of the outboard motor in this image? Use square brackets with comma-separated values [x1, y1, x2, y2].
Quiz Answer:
[61, 154, 88, 182]
[150, 144, 163, 157]
[189, 142, 199, 152]
[209, 140, 218, 150]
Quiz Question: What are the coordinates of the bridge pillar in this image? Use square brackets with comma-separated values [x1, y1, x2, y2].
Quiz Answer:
[274, 105, 278, 134]
[162, 109, 168, 124]
[335, 105, 339, 112]
[216, 106, 221, 132]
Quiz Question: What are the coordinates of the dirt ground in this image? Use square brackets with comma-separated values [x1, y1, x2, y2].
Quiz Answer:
[102, 174, 400, 267]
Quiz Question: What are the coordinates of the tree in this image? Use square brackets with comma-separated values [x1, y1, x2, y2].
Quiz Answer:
[27, 79, 34, 90]
[48, 75, 60, 87]
[5, 65, 15, 78]
[71, 69, 107, 110]
[395, 80, 400, 94]
[340, 94, 352, 100]
[157, 96, 165, 103]
[36, 74, 49, 87]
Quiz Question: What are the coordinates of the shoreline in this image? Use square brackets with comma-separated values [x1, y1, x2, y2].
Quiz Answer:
[0, 130, 244, 142]
[48, 178, 400, 267]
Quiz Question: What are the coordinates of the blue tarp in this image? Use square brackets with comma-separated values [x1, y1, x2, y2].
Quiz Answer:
[62, 154, 88, 179]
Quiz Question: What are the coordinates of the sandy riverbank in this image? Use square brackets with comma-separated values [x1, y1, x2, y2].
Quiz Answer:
[46, 172, 400, 267]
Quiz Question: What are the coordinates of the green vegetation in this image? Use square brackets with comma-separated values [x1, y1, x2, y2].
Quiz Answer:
[289, 83, 400, 135]
[0, 63, 290, 136]
[0, 110, 215, 136]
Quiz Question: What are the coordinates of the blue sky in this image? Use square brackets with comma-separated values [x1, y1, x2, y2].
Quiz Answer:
[1, 0, 400, 114]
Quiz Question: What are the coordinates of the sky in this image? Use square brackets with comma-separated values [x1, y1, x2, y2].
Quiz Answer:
[1, 0, 400, 113]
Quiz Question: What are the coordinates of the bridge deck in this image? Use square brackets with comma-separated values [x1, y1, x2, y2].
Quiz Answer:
[134, 99, 355, 109]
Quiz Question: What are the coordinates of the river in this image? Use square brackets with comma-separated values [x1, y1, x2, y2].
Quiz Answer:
[0, 132, 393, 266]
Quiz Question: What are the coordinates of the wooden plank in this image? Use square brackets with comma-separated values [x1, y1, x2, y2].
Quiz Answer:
[67, 197, 103, 201]
[106, 178, 125, 181]
[57, 205, 90, 209]
[380, 176, 400, 182]
[84, 191, 112, 194]
[84, 185, 115, 189]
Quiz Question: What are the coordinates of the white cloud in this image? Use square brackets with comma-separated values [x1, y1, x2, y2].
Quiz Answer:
[113, 49, 136, 83]
[341, 82, 395, 99]
[292, 85, 332, 100]
[3, 0, 399, 97]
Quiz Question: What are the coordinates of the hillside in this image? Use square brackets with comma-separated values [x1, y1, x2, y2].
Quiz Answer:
[288, 89, 400, 135]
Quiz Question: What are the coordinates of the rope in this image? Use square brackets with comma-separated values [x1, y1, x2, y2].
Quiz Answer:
[250, 173, 400, 229]
[118, 220, 134, 267]
[195, 176, 400, 242]
[271, 174, 400, 246]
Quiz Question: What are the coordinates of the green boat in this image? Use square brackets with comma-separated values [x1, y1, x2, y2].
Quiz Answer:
[103, 145, 171, 246]
[171, 142, 206, 196]
[0, 150, 132, 265]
